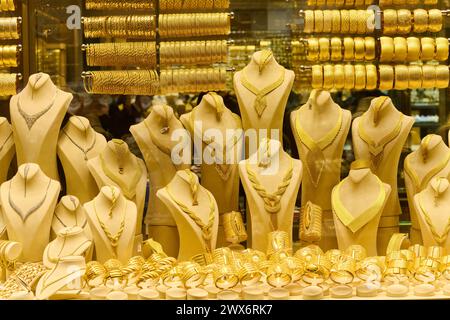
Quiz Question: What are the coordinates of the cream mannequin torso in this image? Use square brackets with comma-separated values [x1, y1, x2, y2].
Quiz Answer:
[58, 116, 107, 204]
[87, 139, 147, 235]
[0, 163, 61, 262]
[332, 166, 391, 256]
[233, 50, 295, 149]
[51, 195, 92, 240]
[10, 73, 72, 181]
[404, 135, 450, 245]
[156, 169, 219, 261]
[0, 117, 15, 184]
[414, 177, 450, 250]
[290, 90, 351, 251]
[130, 105, 190, 257]
[84, 186, 137, 264]
[180, 93, 243, 247]
[239, 139, 302, 252]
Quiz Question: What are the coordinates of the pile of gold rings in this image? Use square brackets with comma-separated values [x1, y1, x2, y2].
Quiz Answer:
[0, 17, 19, 40]
[158, 13, 231, 38]
[0, 73, 17, 96]
[380, 37, 449, 63]
[303, 10, 375, 34]
[85, 0, 154, 10]
[0, 0, 14, 11]
[159, 40, 228, 67]
[306, 37, 376, 62]
[0, 45, 18, 67]
[85, 42, 156, 67]
[306, 0, 374, 7]
[83, 15, 156, 39]
[311, 64, 379, 90]
[82, 70, 159, 95]
[383, 9, 443, 35]
[160, 0, 230, 11]
[159, 67, 227, 94]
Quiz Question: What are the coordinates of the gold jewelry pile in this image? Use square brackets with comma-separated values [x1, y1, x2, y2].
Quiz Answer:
[158, 13, 231, 38]
[85, 42, 157, 67]
[85, 0, 155, 10]
[303, 10, 375, 34]
[0, 44, 18, 67]
[159, 40, 227, 67]
[306, 37, 376, 62]
[83, 16, 156, 39]
[160, 0, 230, 11]
[159, 67, 227, 94]
[383, 9, 443, 35]
[0, 0, 14, 11]
[0, 17, 19, 40]
[380, 37, 448, 62]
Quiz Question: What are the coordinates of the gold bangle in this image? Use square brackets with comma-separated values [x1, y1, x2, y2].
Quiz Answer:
[267, 263, 292, 288]
[304, 10, 314, 33]
[323, 64, 334, 90]
[366, 64, 378, 90]
[334, 64, 345, 90]
[409, 245, 427, 259]
[323, 10, 332, 33]
[366, 9, 375, 33]
[397, 9, 411, 34]
[420, 37, 435, 61]
[327, 0, 336, 5]
[393, 37, 407, 62]
[422, 65, 436, 89]
[349, 10, 358, 34]
[380, 37, 394, 62]
[330, 258, 356, 285]
[406, 37, 420, 62]
[428, 9, 442, 33]
[436, 65, 449, 89]
[392, 0, 405, 4]
[213, 265, 239, 290]
[222, 211, 247, 244]
[303, 254, 331, 284]
[319, 37, 330, 61]
[354, 37, 365, 61]
[354, 0, 364, 6]
[312, 65, 323, 89]
[379, 65, 394, 90]
[267, 231, 291, 257]
[330, 37, 342, 61]
[344, 64, 355, 90]
[331, 10, 340, 34]
[427, 246, 445, 260]
[307, 0, 316, 5]
[344, 0, 354, 6]
[325, 249, 343, 265]
[314, 10, 324, 33]
[343, 37, 354, 61]
[354, 64, 366, 90]
[356, 10, 367, 34]
[237, 262, 261, 286]
[413, 9, 428, 33]
[335, 0, 345, 6]
[340, 10, 350, 34]
[345, 245, 367, 262]
[408, 65, 423, 89]
[394, 65, 408, 90]
[295, 245, 323, 262]
[435, 38, 449, 62]
[307, 38, 319, 62]
[182, 263, 206, 288]
[364, 37, 375, 61]
[383, 9, 397, 35]
[356, 257, 383, 281]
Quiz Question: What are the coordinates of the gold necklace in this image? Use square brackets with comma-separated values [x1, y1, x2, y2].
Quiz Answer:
[240, 66, 285, 117]
[296, 107, 343, 188]
[165, 183, 215, 253]
[258, 50, 274, 73]
[418, 193, 450, 245]
[208, 92, 225, 120]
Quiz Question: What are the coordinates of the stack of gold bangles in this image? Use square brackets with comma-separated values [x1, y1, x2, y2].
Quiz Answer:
[0, 45, 18, 67]
[379, 0, 437, 6]
[85, 0, 154, 9]
[159, 67, 227, 94]
[383, 9, 443, 34]
[83, 16, 156, 39]
[303, 10, 375, 34]
[82, 70, 159, 95]
[160, 0, 230, 11]
[0, 17, 19, 40]
[159, 40, 228, 66]
[378, 64, 449, 90]
[85, 42, 156, 67]
[0, 73, 17, 96]
[380, 37, 449, 63]
[0, 0, 14, 11]
[306, 37, 376, 62]
[158, 13, 231, 38]
[306, 0, 374, 7]
[311, 64, 378, 90]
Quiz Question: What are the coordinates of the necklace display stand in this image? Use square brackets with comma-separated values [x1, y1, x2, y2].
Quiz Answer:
[51, 195, 91, 240]
[0, 117, 14, 185]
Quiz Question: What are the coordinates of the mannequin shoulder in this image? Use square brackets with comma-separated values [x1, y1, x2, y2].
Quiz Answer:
[290, 108, 300, 123]
[402, 114, 415, 127]
[58, 90, 74, 103]
[179, 112, 191, 128]
[383, 182, 392, 196]
[50, 179, 62, 194]
[124, 199, 137, 213]
[292, 157, 303, 170]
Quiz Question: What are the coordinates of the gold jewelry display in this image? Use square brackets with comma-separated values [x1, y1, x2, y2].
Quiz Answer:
[406, 37, 420, 62]
[299, 201, 322, 243]
[417, 195, 450, 246]
[159, 67, 226, 94]
[222, 211, 247, 244]
[158, 13, 230, 38]
[0, 45, 17, 67]
[85, 42, 156, 67]
[266, 263, 292, 288]
[330, 257, 356, 285]
[83, 16, 156, 39]
[0, 17, 19, 40]
[85, 0, 154, 9]
[413, 9, 428, 33]
[158, 0, 229, 11]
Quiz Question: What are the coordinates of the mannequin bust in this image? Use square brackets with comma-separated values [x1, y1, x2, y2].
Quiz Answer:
[414, 177, 450, 250]
[0, 117, 15, 184]
[87, 139, 147, 238]
[10, 73, 72, 181]
[130, 105, 190, 257]
[233, 50, 295, 149]
[404, 134, 450, 245]
[0, 163, 61, 262]
[332, 160, 391, 256]
[43, 226, 93, 269]
[239, 139, 303, 252]
[156, 169, 219, 261]
[84, 186, 137, 264]
[180, 92, 243, 247]
[58, 116, 108, 204]
[352, 96, 414, 254]
[51, 195, 91, 240]
[290, 90, 351, 251]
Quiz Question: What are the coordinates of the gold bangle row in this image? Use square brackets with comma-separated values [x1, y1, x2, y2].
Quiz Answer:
[303, 10, 374, 34]
[311, 64, 378, 91]
[0, 45, 18, 67]
[413, 9, 443, 33]
[85, 0, 154, 10]
[159, 67, 227, 94]
[160, 0, 230, 11]
[0, 0, 14, 11]
[83, 70, 159, 95]
[83, 15, 156, 39]
[378, 64, 448, 90]
[0, 17, 19, 40]
[306, 0, 373, 7]
[307, 37, 376, 62]
[380, 36, 448, 62]
[380, 0, 436, 5]
[160, 40, 227, 66]
[158, 13, 231, 38]
[85, 42, 156, 67]
[0, 73, 16, 96]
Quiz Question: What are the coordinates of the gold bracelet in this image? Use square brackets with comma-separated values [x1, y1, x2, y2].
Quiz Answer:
[326, 249, 343, 265]
[330, 37, 342, 61]
[344, 64, 355, 90]
[349, 10, 358, 34]
[435, 38, 449, 62]
[428, 9, 442, 33]
[307, 38, 319, 62]
[420, 37, 435, 61]
[354, 37, 365, 61]
[364, 37, 375, 61]
[343, 37, 354, 61]
[427, 246, 444, 260]
[379, 65, 394, 90]
[304, 10, 314, 33]
[323, 10, 332, 33]
[394, 65, 408, 90]
[319, 37, 330, 61]
[397, 9, 411, 34]
[312, 65, 323, 89]
[346, 245, 367, 262]
[366, 9, 375, 33]
[314, 10, 324, 33]
[303, 254, 331, 284]
[383, 9, 397, 35]
[436, 65, 449, 89]
[413, 9, 428, 33]
[409, 244, 427, 258]
[334, 64, 345, 90]
[406, 37, 420, 62]
[408, 65, 423, 89]
[267, 263, 292, 288]
[354, 64, 366, 90]
[356, 10, 367, 34]
[213, 265, 239, 290]
[331, 10, 340, 34]
[380, 37, 394, 62]
[393, 37, 407, 62]
[323, 64, 335, 90]
[267, 231, 291, 257]
[222, 211, 247, 244]
[340, 10, 350, 34]
[330, 258, 356, 285]
[366, 64, 378, 90]
[421, 65, 436, 89]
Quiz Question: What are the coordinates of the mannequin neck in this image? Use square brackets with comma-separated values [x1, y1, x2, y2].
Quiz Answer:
[16, 163, 45, 188]
[147, 105, 175, 134]
[103, 139, 133, 171]
[24, 73, 56, 100]
[246, 51, 281, 77]
[170, 170, 200, 205]
[418, 136, 448, 163]
[64, 116, 95, 141]
[60, 195, 80, 212]
[97, 186, 125, 208]
[348, 168, 372, 185]
[198, 93, 227, 121]
[307, 90, 337, 115]
[428, 177, 450, 202]
[366, 97, 398, 126]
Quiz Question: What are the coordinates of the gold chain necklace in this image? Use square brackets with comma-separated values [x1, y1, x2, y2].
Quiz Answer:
[240, 66, 285, 117]
[17, 90, 58, 130]
[165, 183, 215, 253]
[418, 193, 450, 245]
